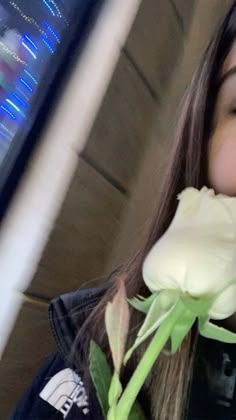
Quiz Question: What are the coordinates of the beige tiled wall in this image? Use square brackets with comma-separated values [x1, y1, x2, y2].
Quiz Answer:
[126, 0, 184, 97]
[28, 159, 127, 298]
[82, 52, 157, 193]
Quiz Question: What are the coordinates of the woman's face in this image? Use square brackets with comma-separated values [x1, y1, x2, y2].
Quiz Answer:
[208, 42, 236, 196]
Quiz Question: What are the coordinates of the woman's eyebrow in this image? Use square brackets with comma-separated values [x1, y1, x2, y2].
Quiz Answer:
[218, 65, 236, 89]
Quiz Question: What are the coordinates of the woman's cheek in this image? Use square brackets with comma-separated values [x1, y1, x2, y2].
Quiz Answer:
[208, 123, 236, 196]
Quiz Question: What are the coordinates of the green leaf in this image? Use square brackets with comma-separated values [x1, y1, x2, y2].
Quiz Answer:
[89, 340, 112, 417]
[127, 292, 158, 314]
[107, 371, 147, 420]
[181, 294, 216, 316]
[117, 299, 186, 420]
[124, 290, 178, 364]
[107, 399, 147, 420]
[105, 276, 130, 372]
[128, 400, 147, 420]
[170, 307, 196, 353]
[108, 371, 123, 407]
[107, 406, 116, 420]
[198, 316, 236, 343]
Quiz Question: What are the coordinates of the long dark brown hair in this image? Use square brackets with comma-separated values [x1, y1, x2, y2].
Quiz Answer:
[73, 2, 236, 419]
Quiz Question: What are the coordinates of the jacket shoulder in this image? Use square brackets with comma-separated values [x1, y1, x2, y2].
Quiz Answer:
[49, 281, 110, 361]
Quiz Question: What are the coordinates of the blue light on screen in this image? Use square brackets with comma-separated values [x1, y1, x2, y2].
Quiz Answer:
[42, 0, 56, 17]
[24, 69, 38, 85]
[0, 123, 13, 137]
[6, 99, 26, 118]
[0, 106, 16, 120]
[22, 42, 37, 59]
[6, 99, 20, 113]
[0, 0, 94, 168]
[19, 78, 34, 93]
[44, 21, 60, 43]
[48, 0, 62, 18]
[23, 35, 39, 51]
[12, 93, 28, 108]
[41, 35, 55, 53]
[15, 87, 29, 102]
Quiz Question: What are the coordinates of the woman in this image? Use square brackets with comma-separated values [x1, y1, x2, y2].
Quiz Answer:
[11, 1, 236, 419]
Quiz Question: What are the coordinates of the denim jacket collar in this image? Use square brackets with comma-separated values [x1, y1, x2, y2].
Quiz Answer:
[48, 281, 110, 362]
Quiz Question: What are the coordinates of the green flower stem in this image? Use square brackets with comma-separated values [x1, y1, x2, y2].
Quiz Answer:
[115, 299, 186, 420]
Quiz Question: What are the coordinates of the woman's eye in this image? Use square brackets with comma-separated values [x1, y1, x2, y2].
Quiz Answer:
[230, 108, 236, 115]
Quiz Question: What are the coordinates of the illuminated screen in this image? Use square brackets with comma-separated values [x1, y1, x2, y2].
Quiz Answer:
[0, 0, 101, 200]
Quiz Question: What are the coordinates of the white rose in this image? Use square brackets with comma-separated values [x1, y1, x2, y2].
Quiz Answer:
[142, 187, 236, 320]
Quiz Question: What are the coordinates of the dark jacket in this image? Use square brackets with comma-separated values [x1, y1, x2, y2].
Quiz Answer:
[10, 283, 236, 420]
